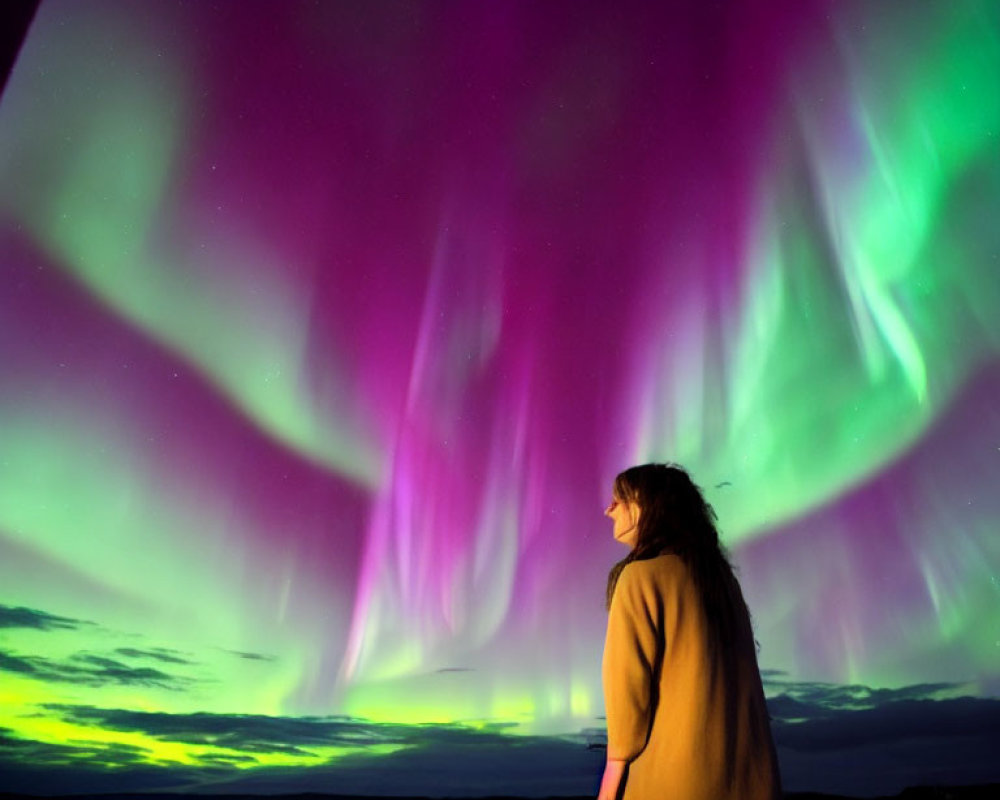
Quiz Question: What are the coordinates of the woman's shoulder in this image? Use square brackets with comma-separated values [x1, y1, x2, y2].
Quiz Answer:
[615, 555, 691, 610]
[621, 553, 687, 583]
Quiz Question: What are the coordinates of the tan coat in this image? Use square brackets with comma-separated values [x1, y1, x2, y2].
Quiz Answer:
[603, 555, 781, 800]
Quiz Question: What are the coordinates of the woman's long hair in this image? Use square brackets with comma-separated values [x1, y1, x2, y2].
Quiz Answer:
[606, 463, 756, 688]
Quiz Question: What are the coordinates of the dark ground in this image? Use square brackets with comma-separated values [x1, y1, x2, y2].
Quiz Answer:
[2, 787, 999, 800]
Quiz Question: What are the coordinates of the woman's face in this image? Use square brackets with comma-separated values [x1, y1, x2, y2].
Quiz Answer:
[605, 491, 640, 549]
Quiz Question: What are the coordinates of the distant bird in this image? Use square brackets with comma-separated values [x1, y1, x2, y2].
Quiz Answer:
[715, 481, 732, 488]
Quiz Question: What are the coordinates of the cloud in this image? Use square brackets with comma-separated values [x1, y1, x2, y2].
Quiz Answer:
[0, 648, 194, 690]
[0, 603, 205, 684]
[764, 676, 967, 714]
[0, 605, 200, 692]
[115, 647, 195, 665]
[0, 726, 152, 768]
[0, 604, 91, 631]
[0, 651, 41, 675]
[771, 695, 1000, 752]
[0, 679, 997, 796]
[0, 716, 603, 795]
[41, 704, 526, 753]
[224, 649, 277, 662]
[0, 727, 213, 794]
[2, 706, 605, 795]
[760, 667, 789, 679]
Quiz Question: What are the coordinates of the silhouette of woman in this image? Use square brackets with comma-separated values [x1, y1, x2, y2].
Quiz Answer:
[598, 464, 781, 800]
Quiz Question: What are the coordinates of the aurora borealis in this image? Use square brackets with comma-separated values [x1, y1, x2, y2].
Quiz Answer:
[1, 0, 999, 795]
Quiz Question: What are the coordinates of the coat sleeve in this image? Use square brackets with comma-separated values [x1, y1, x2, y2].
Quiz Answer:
[602, 563, 660, 761]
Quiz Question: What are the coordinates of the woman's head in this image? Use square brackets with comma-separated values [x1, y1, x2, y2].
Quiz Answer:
[608, 463, 720, 559]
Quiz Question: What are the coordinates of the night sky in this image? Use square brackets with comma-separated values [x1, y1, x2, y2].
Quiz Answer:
[1, 0, 999, 796]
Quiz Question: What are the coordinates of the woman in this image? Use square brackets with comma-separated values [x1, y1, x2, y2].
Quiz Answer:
[598, 464, 781, 800]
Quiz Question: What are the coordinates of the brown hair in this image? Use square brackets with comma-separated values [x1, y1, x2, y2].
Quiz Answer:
[606, 464, 756, 690]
